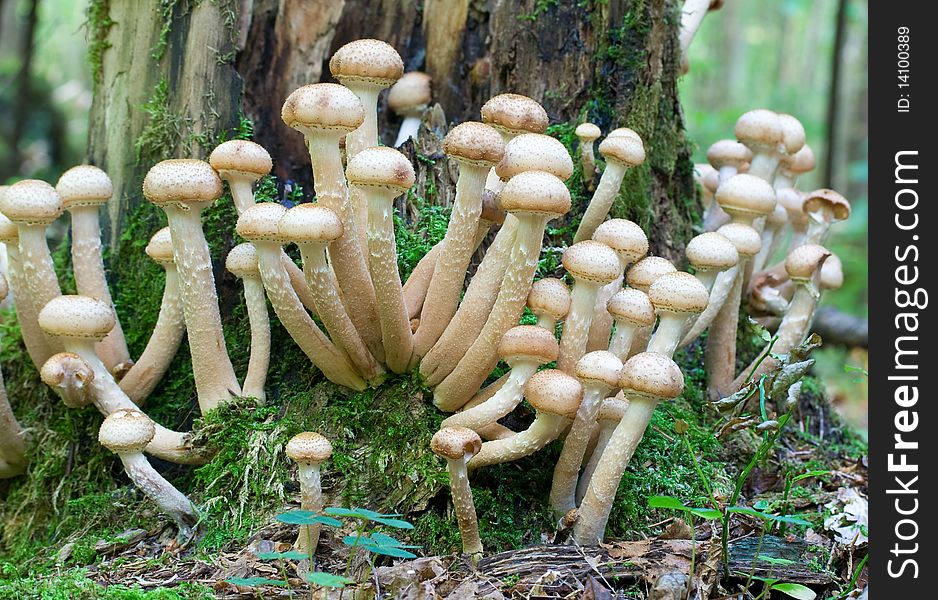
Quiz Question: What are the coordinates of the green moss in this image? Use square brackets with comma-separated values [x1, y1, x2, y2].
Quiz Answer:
[0, 567, 212, 599]
[134, 78, 184, 164]
[85, 0, 114, 84]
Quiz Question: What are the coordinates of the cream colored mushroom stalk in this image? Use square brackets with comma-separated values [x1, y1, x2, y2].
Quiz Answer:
[623, 256, 677, 355]
[468, 369, 583, 470]
[734, 109, 784, 182]
[576, 396, 628, 504]
[98, 409, 197, 540]
[679, 0, 723, 72]
[413, 122, 505, 360]
[143, 160, 241, 411]
[225, 244, 271, 400]
[576, 123, 602, 189]
[574, 352, 684, 544]
[279, 204, 383, 383]
[646, 272, 709, 357]
[550, 351, 622, 517]
[286, 432, 333, 555]
[432, 427, 485, 559]
[606, 289, 656, 360]
[388, 71, 432, 147]
[56, 165, 131, 375]
[346, 146, 417, 373]
[0, 273, 26, 479]
[237, 204, 366, 390]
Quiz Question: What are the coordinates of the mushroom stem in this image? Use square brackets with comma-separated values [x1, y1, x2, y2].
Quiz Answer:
[575, 398, 626, 505]
[239, 276, 271, 400]
[295, 462, 324, 554]
[440, 363, 538, 431]
[609, 322, 638, 360]
[705, 273, 744, 398]
[573, 163, 628, 244]
[17, 224, 63, 328]
[468, 413, 569, 470]
[558, 281, 604, 372]
[3, 246, 55, 367]
[0, 366, 26, 479]
[646, 315, 688, 356]
[395, 116, 422, 148]
[679, 265, 739, 347]
[445, 452, 483, 557]
[116, 448, 197, 538]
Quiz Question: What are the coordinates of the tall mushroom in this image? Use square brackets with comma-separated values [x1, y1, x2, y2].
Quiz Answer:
[388, 71, 432, 147]
[575, 123, 602, 188]
[734, 109, 784, 182]
[685, 231, 739, 293]
[646, 272, 710, 357]
[679, 0, 724, 73]
[479, 93, 550, 192]
[225, 243, 271, 400]
[431, 427, 484, 559]
[576, 396, 629, 504]
[573, 132, 646, 243]
[285, 432, 333, 555]
[707, 140, 752, 184]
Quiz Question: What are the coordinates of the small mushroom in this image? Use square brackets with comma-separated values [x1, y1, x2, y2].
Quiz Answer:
[40, 352, 95, 408]
[774, 143, 816, 191]
[431, 427, 484, 559]
[646, 272, 709, 357]
[802, 189, 851, 245]
[286, 432, 333, 555]
[388, 71, 432, 147]
[714, 173, 777, 231]
[574, 132, 647, 243]
[707, 140, 752, 184]
[527, 277, 572, 332]
[734, 109, 784, 182]
[225, 244, 271, 400]
[480, 93, 550, 191]
[623, 256, 677, 354]
[777, 113, 807, 158]
[576, 396, 629, 504]
[685, 231, 739, 292]
[606, 289, 656, 360]
[575, 123, 602, 188]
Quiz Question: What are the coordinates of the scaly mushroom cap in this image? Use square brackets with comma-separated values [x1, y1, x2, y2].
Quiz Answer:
[145, 227, 175, 266]
[0, 179, 63, 225]
[802, 189, 851, 221]
[387, 71, 432, 114]
[225, 243, 261, 279]
[346, 146, 416, 194]
[625, 257, 677, 293]
[606, 127, 642, 141]
[785, 244, 831, 281]
[480, 190, 506, 225]
[607, 288, 656, 327]
[575, 351, 623, 388]
[286, 432, 333, 463]
[99, 409, 156, 453]
[236, 202, 288, 243]
[38, 295, 115, 341]
[776, 188, 805, 223]
[820, 254, 843, 291]
[562, 241, 622, 284]
[648, 271, 710, 315]
[528, 278, 572, 322]
[497, 325, 559, 364]
[685, 232, 739, 271]
[767, 203, 788, 227]
[0, 211, 18, 244]
[431, 426, 482, 460]
[480, 93, 549, 136]
[524, 369, 583, 417]
[715, 174, 776, 220]
[499, 171, 571, 218]
[592, 219, 649, 265]
[575, 123, 601, 142]
[702, 168, 721, 195]
[780, 144, 816, 176]
[56, 165, 113, 208]
[707, 140, 752, 170]
[715, 223, 762, 258]
[495, 133, 574, 181]
[618, 352, 685, 401]
[209, 140, 273, 181]
[281, 83, 365, 134]
[329, 39, 403, 87]
[279, 204, 344, 244]
[40, 352, 95, 408]
[443, 122, 506, 167]
[598, 134, 645, 167]
[597, 396, 629, 422]
[143, 159, 223, 207]
[734, 109, 783, 150]
[777, 114, 806, 155]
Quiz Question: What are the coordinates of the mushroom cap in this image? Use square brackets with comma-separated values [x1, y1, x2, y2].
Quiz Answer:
[702, 168, 721, 194]
[286, 431, 333, 463]
[780, 144, 816, 176]
[820, 253, 843, 290]
[497, 325, 559, 364]
[225, 243, 261, 278]
[625, 256, 677, 292]
[575, 350, 623, 388]
[281, 83, 365, 134]
[0, 211, 18, 244]
[715, 173, 776, 219]
[279, 204, 343, 244]
[0, 179, 64, 225]
[143, 159, 223, 207]
[707, 140, 752, 170]
[618, 352, 685, 401]
[734, 109, 783, 150]
[346, 146, 416, 194]
[98, 409, 156, 453]
[431, 426, 482, 460]
[606, 127, 642, 141]
[387, 71, 432, 113]
[527, 277, 571, 321]
[328, 39, 403, 87]
[499, 171, 571, 218]
[495, 133, 574, 181]
[715, 223, 762, 258]
[236, 202, 288, 243]
[524, 369, 583, 417]
[145, 227, 175, 266]
[56, 165, 113, 208]
[575, 122, 601, 141]
[598, 134, 645, 167]
[648, 271, 710, 315]
[685, 232, 739, 271]
[592, 219, 649, 266]
[480, 93, 549, 136]
[597, 396, 629, 422]
[607, 288, 656, 327]
[39, 352, 94, 408]
[209, 140, 273, 181]
[479, 190, 506, 225]
[766, 203, 788, 227]
[443, 121, 505, 167]
[785, 244, 831, 281]
[562, 240, 622, 284]
[38, 295, 116, 341]
[776, 188, 806, 223]
[802, 189, 851, 221]
[777, 114, 806, 155]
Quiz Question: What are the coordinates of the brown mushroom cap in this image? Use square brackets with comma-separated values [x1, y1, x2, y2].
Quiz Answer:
[715, 223, 762, 258]
[387, 71, 432, 113]
[38, 295, 115, 341]
[685, 232, 739, 271]
[820, 253, 843, 290]
[606, 127, 642, 141]
[648, 271, 710, 314]
[209, 140, 273, 181]
[626, 257, 677, 292]
[480, 190, 506, 225]
[785, 244, 831, 281]
[715, 173, 776, 219]
[431, 426, 483, 460]
[145, 227, 175, 266]
[777, 114, 806, 155]
[225, 243, 261, 279]
[528, 278, 572, 321]
[443, 122, 506, 167]
[734, 109, 783, 149]
[598, 134, 645, 167]
[494, 133, 574, 181]
[328, 39, 403, 87]
[707, 140, 753, 170]
[780, 144, 816, 176]
[56, 165, 113, 208]
[592, 219, 649, 265]
[236, 202, 288, 243]
[279, 204, 344, 244]
[0, 179, 64, 225]
[143, 159, 224, 207]
[0, 211, 17, 244]
[702, 168, 721, 194]
[524, 369, 583, 416]
[98, 409, 156, 453]
[562, 241, 622, 284]
[480, 93, 549, 136]
[575, 350, 623, 388]
[575, 123, 601, 142]
[497, 325, 559, 364]
[40, 352, 95, 408]
[597, 396, 629, 422]
[607, 288, 656, 327]
[281, 83, 365, 134]
[618, 352, 685, 401]
[499, 171, 571, 218]
[346, 146, 416, 194]
[802, 189, 851, 221]
[286, 432, 333, 463]
[767, 203, 788, 227]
